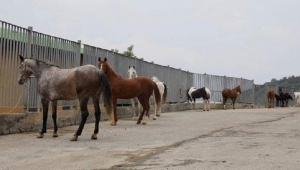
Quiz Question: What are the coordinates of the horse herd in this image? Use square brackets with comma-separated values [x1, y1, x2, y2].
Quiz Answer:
[16, 55, 297, 141]
[267, 90, 294, 108]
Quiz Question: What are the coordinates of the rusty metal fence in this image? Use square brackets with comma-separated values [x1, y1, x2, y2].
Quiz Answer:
[0, 20, 80, 112]
[1, 20, 295, 113]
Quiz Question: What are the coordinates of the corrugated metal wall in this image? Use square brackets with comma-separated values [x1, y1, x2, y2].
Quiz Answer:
[0, 21, 28, 110]
[83, 44, 193, 104]
[193, 74, 254, 104]
[2, 20, 295, 113]
[0, 20, 80, 112]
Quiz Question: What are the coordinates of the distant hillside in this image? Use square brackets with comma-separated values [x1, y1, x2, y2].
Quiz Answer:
[264, 75, 300, 91]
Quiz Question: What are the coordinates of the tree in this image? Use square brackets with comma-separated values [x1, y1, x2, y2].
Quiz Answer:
[123, 45, 135, 57]
[111, 49, 119, 53]
[271, 78, 277, 83]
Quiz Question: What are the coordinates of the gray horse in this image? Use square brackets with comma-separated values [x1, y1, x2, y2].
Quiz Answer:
[18, 55, 114, 141]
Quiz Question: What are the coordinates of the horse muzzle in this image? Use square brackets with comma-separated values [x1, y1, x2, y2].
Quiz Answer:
[18, 77, 27, 85]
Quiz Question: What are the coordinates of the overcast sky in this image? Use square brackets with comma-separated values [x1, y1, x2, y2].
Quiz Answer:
[1, 0, 300, 84]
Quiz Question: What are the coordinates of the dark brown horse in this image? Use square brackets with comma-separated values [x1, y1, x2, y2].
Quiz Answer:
[17, 55, 114, 141]
[267, 90, 275, 108]
[98, 57, 161, 125]
[222, 85, 241, 109]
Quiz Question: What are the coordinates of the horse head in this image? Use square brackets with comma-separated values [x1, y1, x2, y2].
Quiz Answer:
[236, 85, 242, 94]
[18, 55, 33, 85]
[127, 66, 137, 79]
[98, 57, 109, 73]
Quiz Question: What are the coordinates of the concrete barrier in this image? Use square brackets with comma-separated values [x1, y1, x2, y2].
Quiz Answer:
[0, 102, 252, 135]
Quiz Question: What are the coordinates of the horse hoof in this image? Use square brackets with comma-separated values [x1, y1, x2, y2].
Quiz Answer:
[207, 110, 209, 111]
[110, 122, 117, 126]
[37, 133, 44, 138]
[137, 121, 141, 124]
[156, 114, 160, 117]
[203, 110, 206, 111]
[70, 136, 78, 141]
[91, 134, 97, 140]
[142, 122, 147, 125]
[153, 117, 156, 120]
[52, 133, 58, 138]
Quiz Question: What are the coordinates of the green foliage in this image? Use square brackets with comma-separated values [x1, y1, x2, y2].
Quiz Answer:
[265, 75, 300, 91]
[123, 45, 135, 57]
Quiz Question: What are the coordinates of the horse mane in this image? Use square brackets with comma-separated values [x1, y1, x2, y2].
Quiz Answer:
[105, 61, 122, 78]
[152, 76, 161, 82]
[26, 58, 60, 68]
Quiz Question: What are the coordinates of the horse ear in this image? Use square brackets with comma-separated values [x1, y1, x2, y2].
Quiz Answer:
[19, 55, 24, 62]
[133, 66, 135, 69]
[98, 57, 101, 62]
[129, 66, 131, 68]
[104, 57, 107, 62]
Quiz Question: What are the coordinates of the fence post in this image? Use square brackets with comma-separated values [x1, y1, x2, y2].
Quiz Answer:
[77, 40, 81, 66]
[252, 80, 255, 106]
[25, 26, 33, 113]
[223, 75, 226, 90]
[26, 26, 32, 58]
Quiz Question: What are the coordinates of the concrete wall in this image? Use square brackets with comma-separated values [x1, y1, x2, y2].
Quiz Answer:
[0, 103, 252, 135]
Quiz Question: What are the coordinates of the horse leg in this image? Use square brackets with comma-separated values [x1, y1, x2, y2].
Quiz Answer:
[157, 97, 162, 118]
[223, 97, 227, 109]
[207, 99, 210, 111]
[130, 98, 136, 119]
[137, 96, 147, 124]
[91, 97, 100, 140]
[153, 93, 157, 120]
[111, 98, 118, 126]
[70, 98, 89, 141]
[156, 96, 161, 117]
[142, 100, 150, 125]
[203, 99, 207, 111]
[137, 106, 145, 124]
[137, 98, 141, 117]
[232, 99, 236, 109]
[38, 98, 50, 138]
[193, 98, 196, 110]
[52, 100, 58, 137]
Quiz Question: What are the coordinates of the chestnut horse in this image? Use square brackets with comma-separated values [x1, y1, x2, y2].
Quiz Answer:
[98, 58, 161, 125]
[222, 85, 241, 109]
[267, 90, 275, 108]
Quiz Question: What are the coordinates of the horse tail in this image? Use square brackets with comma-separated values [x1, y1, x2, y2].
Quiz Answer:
[205, 87, 211, 99]
[98, 71, 114, 122]
[162, 83, 168, 104]
[187, 88, 192, 102]
[153, 83, 161, 109]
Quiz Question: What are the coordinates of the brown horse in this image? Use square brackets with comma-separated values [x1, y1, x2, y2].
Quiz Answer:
[267, 90, 275, 108]
[98, 57, 161, 125]
[222, 85, 241, 109]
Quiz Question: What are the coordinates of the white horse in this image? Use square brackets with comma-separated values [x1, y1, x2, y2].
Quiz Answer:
[151, 76, 168, 119]
[294, 92, 300, 106]
[127, 66, 140, 119]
